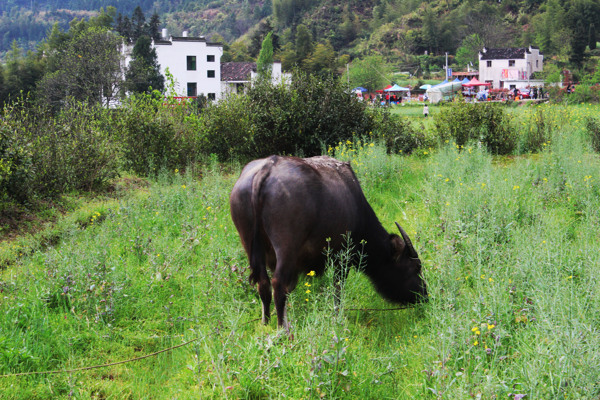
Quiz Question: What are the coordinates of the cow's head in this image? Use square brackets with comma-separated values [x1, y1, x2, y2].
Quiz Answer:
[373, 223, 427, 304]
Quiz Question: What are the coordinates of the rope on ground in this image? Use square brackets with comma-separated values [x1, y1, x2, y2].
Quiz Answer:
[0, 337, 200, 378]
[345, 305, 413, 312]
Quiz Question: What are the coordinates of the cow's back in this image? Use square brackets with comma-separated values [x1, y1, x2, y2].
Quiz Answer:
[230, 155, 370, 275]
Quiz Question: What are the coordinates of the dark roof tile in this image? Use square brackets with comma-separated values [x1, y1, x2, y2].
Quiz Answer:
[480, 47, 537, 60]
[221, 62, 256, 81]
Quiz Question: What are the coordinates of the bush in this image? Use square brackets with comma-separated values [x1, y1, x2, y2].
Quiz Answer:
[116, 92, 201, 176]
[369, 107, 424, 154]
[434, 101, 516, 155]
[197, 93, 253, 161]
[585, 116, 600, 153]
[0, 104, 34, 205]
[198, 70, 375, 162]
[246, 71, 374, 158]
[517, 107, 554, 153]
[0, 99, 121, 207]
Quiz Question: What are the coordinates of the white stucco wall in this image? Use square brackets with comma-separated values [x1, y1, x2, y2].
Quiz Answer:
[154, 37, 223, 100]
[479, 47, 544, 89]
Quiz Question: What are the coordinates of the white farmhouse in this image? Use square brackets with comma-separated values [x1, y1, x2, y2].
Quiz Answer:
[221, 61, 290, 95]
[145, 29, 290, 101]
[478, 46, 544, 90]
[153, 30, 223, 100]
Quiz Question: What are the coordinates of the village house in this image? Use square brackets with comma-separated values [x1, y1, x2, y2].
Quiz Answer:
[153, 29, 223, 100]
[478, 46, 544, 90]
[134, 29, 290, 101]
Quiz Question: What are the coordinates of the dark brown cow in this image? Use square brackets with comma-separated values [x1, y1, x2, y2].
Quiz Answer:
[229, 155, 427, 331]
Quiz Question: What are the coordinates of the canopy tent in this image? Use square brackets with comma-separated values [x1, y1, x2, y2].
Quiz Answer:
[352, 87, 368, 92]
[462, 78, 470, 84]
[384, 84, 410, 92]
[463, 78, 491, 87]
[419, 84, 433, 90]
[426, 81, 463, 103]
[432, 80, 448, 88]
[375, 84, 393, 93]
[452, 78, 462, 83]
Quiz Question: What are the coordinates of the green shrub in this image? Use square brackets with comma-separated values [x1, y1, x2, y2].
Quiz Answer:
[246, 71, 374, 158]
[198, 71, 375, 162]
[434, 101, 516, 154]
[197, 93, 253, 161]
[517, 107, 554, 153]
[0, 103, 34, 205]
[0, 99, 120, 207]
[585, 116, 600, 153]
[369, 107, 424, 154]
[117, 92, 201, 176]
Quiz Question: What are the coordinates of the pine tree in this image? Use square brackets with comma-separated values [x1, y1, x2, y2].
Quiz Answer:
[590, 23, 597, 51]
[148, 12, 161, 41]
[125, 35, 165, 94]
[131, 6, 146, 43]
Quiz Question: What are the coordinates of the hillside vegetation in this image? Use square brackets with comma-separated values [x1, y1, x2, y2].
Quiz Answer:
[2, 0, 599, 79]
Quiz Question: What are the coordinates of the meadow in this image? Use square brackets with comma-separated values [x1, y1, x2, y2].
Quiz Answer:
[1, 104, 600, 399]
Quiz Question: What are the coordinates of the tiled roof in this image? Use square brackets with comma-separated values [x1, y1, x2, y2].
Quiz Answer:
[221, 62, 256, 81]
[480, 47, 539, 60]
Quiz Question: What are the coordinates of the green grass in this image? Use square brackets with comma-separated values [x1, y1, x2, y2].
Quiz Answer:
[1, 106, 600, 398]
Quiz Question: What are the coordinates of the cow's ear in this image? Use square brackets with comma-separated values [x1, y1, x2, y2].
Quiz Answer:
[390, 234, 406, 261]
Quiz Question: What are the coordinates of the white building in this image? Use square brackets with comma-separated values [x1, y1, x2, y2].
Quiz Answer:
[221, 61, 290, 95]
[478, 46, 544, 90]
[142, 29, 290, 101]
[153, 30, 223, 100]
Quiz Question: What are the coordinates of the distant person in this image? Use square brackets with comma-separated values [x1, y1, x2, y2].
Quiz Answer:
[423, 105, 429, 117]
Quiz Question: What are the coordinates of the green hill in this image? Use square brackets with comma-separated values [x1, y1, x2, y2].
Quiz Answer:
[1, 0, 599, 76]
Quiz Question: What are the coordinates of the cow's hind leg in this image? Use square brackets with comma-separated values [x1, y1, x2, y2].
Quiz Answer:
[258, 269, 272, 324]
[272, 260, 298, 333]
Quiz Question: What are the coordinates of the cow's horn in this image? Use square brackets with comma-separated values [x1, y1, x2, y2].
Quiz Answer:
[395, 222, 418, 257]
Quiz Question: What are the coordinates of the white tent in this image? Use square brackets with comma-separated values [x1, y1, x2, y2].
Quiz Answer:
[426, 82, 464, 104]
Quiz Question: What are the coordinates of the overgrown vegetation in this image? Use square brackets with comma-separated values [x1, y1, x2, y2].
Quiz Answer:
[1, 108, 600, 397]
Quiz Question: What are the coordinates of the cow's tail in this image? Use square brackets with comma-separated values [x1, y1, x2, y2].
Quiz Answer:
[248, 156, 278, 285]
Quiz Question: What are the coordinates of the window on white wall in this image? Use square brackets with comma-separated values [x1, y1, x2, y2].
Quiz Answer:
[487, 61, 492, 67]
[187, 82, 197, 96]
[207, 55, 215, 62]
[207, 93, 216, 100]
[187, 56, 196, 71]
[207, 70, 215, 78]
[509, 60, 515, 67]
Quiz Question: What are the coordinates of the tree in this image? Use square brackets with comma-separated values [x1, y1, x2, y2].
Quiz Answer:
[343, 55, 392, 92]
[131, 6, 146, 43]
[256, 32, 274, 83]
[37, 26, 123, 109]
[125, 35, 165, 94]
[590, 23, 597, 50]
[148, 12, 161, 41]
[295, 24, 313, 62]
[249, 19, 279, 58]
[303, 41, 336, 77]
[455, 34, 484, 69]
[570, 19, 588, 67]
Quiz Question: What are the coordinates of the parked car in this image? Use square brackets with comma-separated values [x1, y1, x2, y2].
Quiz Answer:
[518, 90, 531, 99]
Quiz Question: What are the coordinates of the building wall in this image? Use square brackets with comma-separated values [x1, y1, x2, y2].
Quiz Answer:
[479, 47, 544, 89]
[154, 37, 223, 100]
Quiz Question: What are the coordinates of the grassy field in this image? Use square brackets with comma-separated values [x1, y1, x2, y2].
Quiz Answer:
[1, 106, 600, 398]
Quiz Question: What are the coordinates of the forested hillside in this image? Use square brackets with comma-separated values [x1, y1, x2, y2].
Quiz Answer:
[1, 0, 599, 90]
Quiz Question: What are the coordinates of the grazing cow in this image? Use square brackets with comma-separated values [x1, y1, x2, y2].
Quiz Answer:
[229, 155, 427, 331]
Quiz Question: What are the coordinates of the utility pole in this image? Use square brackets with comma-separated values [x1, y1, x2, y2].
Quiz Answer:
[445, 52, 448, 79]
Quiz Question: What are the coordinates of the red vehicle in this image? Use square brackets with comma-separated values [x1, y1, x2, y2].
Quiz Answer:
[518, 90, 531, 99]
